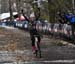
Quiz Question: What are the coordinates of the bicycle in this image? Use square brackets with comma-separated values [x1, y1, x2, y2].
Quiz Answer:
[34, 35, 42, 58]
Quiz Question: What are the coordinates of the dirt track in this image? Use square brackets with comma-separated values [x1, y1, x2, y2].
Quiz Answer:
[0, 27, 75, 64]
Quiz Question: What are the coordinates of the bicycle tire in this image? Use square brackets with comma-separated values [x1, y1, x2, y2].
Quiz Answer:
[35, 36, 42, 58]
[37, 41, 42, 58]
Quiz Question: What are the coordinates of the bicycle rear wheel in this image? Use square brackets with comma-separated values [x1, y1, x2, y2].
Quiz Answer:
[37, 42, 42, 58]
[35, 37, 42, 58]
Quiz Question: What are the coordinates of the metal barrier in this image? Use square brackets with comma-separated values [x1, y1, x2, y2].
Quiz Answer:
[35, 23, 74, 41]
[14, 21, 75, 42]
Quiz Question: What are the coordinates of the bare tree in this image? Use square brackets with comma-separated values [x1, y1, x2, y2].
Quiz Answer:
[9, 0, 13, 21]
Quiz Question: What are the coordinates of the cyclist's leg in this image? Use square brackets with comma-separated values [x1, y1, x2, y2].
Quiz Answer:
[32, 39, 36, 53]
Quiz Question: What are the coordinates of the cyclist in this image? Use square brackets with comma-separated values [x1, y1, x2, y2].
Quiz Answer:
[29, 22, 41, 54]
[21, 9, 42, 53]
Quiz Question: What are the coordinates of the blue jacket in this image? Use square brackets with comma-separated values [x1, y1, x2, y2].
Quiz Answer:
[71, 15, 75, 23]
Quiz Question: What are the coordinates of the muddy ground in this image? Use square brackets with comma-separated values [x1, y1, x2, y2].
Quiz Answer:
[0, 27, 75, 64]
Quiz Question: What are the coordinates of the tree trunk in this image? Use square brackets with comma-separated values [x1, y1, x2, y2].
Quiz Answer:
[9, 0, 13, 21]
[16, 0, 22, 19]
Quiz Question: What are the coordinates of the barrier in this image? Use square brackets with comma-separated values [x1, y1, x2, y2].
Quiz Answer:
[14, 21, 75, 42]
[35, 23, 74, 41]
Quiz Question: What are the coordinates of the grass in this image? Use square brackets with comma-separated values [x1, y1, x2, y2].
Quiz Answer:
[55, 40, 68, 46]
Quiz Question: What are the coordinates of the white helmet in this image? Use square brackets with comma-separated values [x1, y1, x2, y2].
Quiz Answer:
[30, 12, 35, 18]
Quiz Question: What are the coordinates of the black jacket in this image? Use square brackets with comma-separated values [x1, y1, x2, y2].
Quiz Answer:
[30, 27, 41, 42]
